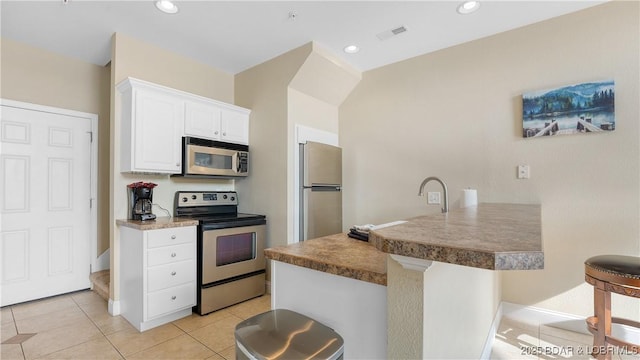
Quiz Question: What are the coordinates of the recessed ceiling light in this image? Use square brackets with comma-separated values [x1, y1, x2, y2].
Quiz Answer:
[457, 1, 480, 15]
[344, 45, 360, 54]
[155, 0, 178, 14]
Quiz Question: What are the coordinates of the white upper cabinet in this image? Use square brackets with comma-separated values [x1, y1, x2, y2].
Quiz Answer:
[117, 77, 251, 174]
[220, 108, 249, 144]
[184, 100, 249, 145]
[184, 100, 222, 140]
[118, 79, 184, 174]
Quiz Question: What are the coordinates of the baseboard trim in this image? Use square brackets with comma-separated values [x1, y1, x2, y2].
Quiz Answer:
[481, 302, 504, 359]
[108, 299, 121, 316]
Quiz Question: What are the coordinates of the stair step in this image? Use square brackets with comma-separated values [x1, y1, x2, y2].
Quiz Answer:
[89, 270, 110, 301]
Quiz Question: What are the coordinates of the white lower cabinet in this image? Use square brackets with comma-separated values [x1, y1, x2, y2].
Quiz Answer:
[119, 225, 197, 331]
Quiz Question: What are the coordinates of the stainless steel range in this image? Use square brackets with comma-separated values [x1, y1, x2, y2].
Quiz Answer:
[174, 191, 266, 315]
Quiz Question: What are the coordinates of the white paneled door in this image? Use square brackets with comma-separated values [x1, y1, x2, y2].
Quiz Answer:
[1, 103, 93, 306]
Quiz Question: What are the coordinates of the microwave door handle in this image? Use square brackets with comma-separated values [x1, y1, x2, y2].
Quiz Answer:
[233, 152, 240, 173]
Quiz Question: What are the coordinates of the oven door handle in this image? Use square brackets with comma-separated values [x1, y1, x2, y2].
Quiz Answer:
[201, 218, 266, 231]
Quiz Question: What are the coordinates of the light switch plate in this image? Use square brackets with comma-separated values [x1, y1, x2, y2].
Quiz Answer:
[517, 165, 530, 179]
[427, 191, 441, 204]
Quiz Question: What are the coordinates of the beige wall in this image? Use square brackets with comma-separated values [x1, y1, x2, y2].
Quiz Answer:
[340, 1, 640, 318]
[234, 43, 313, 252]
[0, 37, 111, 257]
[288, 89, 339, 135]
[109, 33, 236, 301]
[235, 42, 360, 258]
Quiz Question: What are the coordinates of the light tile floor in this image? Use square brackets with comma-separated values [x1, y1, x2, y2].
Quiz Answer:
[4, 291, 640, 360]
[0, 290, 270, 360]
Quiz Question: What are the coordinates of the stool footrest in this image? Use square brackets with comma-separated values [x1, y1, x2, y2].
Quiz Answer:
[586, 316, 640, 332]
[586, 316, 597, 334]
[586, 316, 640, 355]
[605, 336, 639, 355]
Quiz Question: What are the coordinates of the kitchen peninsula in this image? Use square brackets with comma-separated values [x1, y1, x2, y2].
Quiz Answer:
[265, 203, 542, 359]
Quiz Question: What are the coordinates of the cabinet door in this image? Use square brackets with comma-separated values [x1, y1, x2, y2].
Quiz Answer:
[220, 108, 249, 145]
[133, 89, 184, 173]
[184, 100, 221, 141]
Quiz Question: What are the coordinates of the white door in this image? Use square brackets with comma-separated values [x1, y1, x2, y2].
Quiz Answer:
[1, 104, 92, 306]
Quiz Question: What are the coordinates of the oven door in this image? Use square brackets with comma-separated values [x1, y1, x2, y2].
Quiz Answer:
[201, 224, 265, 284]
[186, 144, 248, 177]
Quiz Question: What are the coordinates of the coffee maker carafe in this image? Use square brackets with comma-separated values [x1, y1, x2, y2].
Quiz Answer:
[127, 182, 157, 221]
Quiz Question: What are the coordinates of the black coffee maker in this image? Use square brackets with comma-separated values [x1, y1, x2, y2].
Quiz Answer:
[127, 182, 157, 221]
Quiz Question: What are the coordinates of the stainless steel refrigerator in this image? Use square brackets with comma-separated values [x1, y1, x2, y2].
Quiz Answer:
[299, 141, 342, 241]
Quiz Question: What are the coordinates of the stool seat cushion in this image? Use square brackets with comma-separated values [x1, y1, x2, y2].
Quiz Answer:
[585, 255, 640, 279]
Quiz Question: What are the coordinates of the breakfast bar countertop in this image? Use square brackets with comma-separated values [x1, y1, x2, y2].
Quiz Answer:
[264, 203, 542, 286]
[264, 233, 388, 286]
[369, 203, 543, 270]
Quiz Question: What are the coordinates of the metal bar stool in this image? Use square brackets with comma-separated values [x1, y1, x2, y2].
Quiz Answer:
[584, 255, 640, 359]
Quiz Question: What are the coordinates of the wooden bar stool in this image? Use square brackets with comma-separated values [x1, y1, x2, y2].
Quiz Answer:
[584, 255, 640, 359]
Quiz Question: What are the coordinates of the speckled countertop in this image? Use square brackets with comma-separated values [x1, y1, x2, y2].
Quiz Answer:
[264, 233, 387, 286]
[116, 217, 198, 230]
[369, 203, 543, 270]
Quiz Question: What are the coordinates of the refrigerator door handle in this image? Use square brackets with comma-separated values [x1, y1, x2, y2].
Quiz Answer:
[307, 186, 341, 192]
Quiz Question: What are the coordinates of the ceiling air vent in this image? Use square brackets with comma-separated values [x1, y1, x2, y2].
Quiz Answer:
[376, 26, 408, 41]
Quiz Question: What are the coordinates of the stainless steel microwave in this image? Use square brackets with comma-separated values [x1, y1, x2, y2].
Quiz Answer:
[182, 137, 248, 177]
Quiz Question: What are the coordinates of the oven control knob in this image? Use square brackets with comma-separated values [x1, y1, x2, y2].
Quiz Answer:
[191, 195, 197, 200]
[182, 197, 188, 203]
[231, 196, 235, 201]
[223, 194, 228, 200]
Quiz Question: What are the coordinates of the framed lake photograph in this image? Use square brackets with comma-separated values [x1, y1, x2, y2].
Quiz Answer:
[522, 80, 615, 138]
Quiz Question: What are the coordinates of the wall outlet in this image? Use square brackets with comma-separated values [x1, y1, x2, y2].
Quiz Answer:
[517, 165, 530, 179]
[427, 191, 441, 204]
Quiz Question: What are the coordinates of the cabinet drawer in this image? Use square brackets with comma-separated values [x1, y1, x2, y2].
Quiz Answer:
[147, 242, 195, 267]
[147, 260, 195, 293]
[146, 282, 195, 320]
[146, 227, 195, 249]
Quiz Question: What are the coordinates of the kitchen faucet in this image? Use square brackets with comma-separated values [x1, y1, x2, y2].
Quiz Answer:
[418, 176, 449, 213]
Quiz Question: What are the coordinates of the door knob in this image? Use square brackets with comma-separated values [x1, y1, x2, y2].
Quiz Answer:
[171, 271, 176, 276]
[171, 296, 176, 300]
[171, 253, 177, 257]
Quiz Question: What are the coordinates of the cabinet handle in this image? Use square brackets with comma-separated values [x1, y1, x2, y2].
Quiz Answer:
[215, 131, 219, 135]
[171, 235, 176, 239]
[171, 296, 176, 300]
[171, 271, 177, 276]
[223, 132, 227, 136]
[176, 163, 180, 167]
[171, 253, 177, 257]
